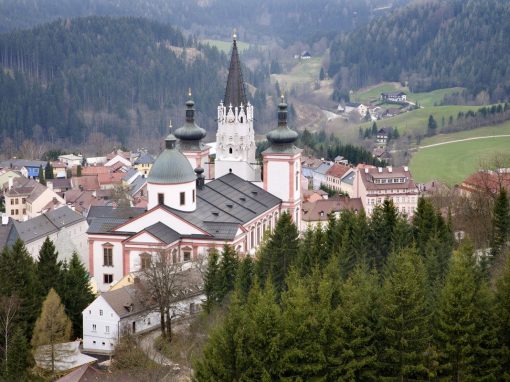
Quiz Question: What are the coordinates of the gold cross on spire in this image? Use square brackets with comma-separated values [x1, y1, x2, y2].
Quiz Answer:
[232, 28, 237, 41]
[188, 87, 192, 98]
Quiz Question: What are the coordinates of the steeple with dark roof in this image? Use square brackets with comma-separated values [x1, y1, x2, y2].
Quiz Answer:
[224, 33, 247, 109]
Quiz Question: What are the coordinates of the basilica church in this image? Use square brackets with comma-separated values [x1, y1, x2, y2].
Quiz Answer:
[86, 36, 303, 292]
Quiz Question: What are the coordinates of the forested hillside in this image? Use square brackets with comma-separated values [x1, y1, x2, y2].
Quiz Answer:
[330, 0, 510, 102]
[0, 0, 410, 43]
[0, 17, 230, 147]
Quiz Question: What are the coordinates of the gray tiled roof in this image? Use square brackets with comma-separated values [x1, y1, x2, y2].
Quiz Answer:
[122, 168, 138, 182]
[315, 162, 333, 175]
[87, 173, 281, 241]
[134, 153, 154, 165]
[8, 206, 85, 244]
[145, 222, 180, 244]
[0, 159, 46, 169]
[129, 175, 146, 197]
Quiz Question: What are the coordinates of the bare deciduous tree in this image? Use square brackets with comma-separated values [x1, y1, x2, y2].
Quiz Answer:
[0, 295, 20, 372]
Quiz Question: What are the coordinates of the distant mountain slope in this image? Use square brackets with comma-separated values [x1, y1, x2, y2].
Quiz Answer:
[0, 17, 228, 146]
[0, 0, 411, 43]
[329, 0, 510, 101]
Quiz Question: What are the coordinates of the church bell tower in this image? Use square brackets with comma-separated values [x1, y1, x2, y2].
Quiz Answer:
[215, 32, 259, 181]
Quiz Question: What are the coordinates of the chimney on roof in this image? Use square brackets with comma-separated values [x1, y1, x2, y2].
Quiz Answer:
[364, 168, 369, 174]
[378, 167, 382, 173]
[404, 166, 409, 172]
[1, 214, 8, 225]
[388, 166, 392, 173]
[8, 177, 13, 190]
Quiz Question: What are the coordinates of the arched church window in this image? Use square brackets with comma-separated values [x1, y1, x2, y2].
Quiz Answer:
[229, 147, 233, 154]
[296, 171, 300, 191]
[240, 116, 244, 123]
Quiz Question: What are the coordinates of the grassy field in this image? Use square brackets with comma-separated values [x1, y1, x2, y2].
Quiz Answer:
[352, 82, 463, 107]
[201, 38, 250, 53]
[420, 120, 510, 145]
[356, 105, 478, 136]
[271, 57, 322, 90]
[410, 136, 510, 185]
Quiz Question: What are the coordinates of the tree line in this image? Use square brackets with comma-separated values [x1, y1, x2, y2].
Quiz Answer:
[330, 0, 510, 103]
[0, 238, 94, 381]
[0, 17, 228, 147]
[195, 194, 510, 381]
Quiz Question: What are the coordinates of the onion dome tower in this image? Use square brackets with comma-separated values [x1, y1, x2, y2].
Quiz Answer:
[147, 133, 197, 211]
[215, 31, 259, 181]
[262, 95, 302, 228]
[174, 90, 212, 178]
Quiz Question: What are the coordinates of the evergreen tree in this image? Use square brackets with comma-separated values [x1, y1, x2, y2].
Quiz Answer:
[319, 67, 325, 80]
[37, 237, 62, 297]
[434, 242, 493, 380]
[234, 256, 254, 302]
[4, 326, 30, 381]
[31, 288, 71, 376]
[491, 189, 510, 259]
[59, 252, 95, 338]
[44, 162, 53, 180]
[279, 270, 326, 380]
[329, 265, 379, 381]
[257, 211, 299, 294]
[217, 245, 239, 301]
[495, 253, 510, 380]
[204, 249, 220, 312]
[38, 165, 45, 185]
[379, 248, 431, 380]
[412, 197, 437, 256]
[427, 115, 438, 134]
[0, 239, 41, 338]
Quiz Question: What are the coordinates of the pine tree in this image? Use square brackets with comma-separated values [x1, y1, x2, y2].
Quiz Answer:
[37, 237, 62, 296]
[31, 288, 72, 376]
[234, 256, 254, 301]
[428, 115, 437, 133]
[0, 240, 41, 338]
[379, 248, 431, 380]
[59, 252, 95, 338]
[217, 245, 238, 300]
[204, 249, 220, 312]
[44, 162, 53, 180]
[434, 243, 483, 380]
[495, 253, 510, 380]
[38, 165, 45, 185]
[4, 326, 30, 381]
[491, 189, 510, 259]
[279, 270, 326, 380]
[257, 211, 299, 294]
[329, 265, 379, 381]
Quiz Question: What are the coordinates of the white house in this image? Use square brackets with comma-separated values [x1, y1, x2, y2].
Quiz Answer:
[380, 91, 407, 103]
[58, 154, 84, 169]
[82, 268, 204, 354]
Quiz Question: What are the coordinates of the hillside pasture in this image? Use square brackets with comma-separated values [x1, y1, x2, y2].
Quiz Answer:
[271, 57, 322, 91]
[410, 136, 510, 185]
[201, 38, 250, 53]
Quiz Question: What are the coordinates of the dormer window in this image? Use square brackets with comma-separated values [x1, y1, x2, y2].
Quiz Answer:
[180, 192, 185, 206]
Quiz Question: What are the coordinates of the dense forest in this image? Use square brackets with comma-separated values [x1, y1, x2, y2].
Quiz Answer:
[0, 0, 411, 44]
[330, 0, 510, 102]
[0, 17, 233, 147]
[196, 195, 510, 381]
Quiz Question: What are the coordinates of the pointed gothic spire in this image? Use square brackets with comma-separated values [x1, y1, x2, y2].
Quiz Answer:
[224, 31, 247, 110]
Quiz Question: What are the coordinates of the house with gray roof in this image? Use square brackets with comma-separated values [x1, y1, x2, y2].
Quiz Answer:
[312, 161, 333, 190]
[82, 267, 204, 354]
[6, 206, 88, 263]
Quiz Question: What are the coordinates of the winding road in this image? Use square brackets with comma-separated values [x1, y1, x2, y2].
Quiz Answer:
[419, 134, 510, 149]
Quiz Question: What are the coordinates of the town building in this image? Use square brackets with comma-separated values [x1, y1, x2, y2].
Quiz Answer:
[2, 206, 88, 263]
[58, 154, 83, 169]
[82, 267, 203, 354]
[457, 169, 510, 197]
[351, 165, 419, 217]
[85, 37, 302, 292]
[0, 159, 46, 179]
[301, 196, 363, 230]
[133, 152, 154, 176]
[4, 176, 65, 221]
[325, 163, 351, 192]
[312, 161, 333, 190]
[380, 91, 407, 103]
[376, 128, 388, 147]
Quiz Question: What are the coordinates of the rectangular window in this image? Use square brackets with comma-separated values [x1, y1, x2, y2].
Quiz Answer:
[105, 326, 110, 333]
[103, 274, 113, 284]
[180, 192, 185, 206]
[158, 193, 164, 205]
[99, 310, 103, 316]
[92, 324, 97, 332]
[22, 198, 26, 204]
[183, 251, 191, 262]
[10, 199, 14, 205]
[192, 189, 195, 203]
[103, 247, 113, 266]
[140, 255, 151, 270]
[22, 209, 26, 215]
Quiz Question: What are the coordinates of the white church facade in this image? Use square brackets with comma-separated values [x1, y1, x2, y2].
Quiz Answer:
[86, 36, 302, 292]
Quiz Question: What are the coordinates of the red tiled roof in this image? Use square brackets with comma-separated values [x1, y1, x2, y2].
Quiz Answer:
[81, 166, 110, 176]
[302, 196, 363, 222]
[461, 171, 510, 195]
[359, 166, 419, 194]
[326, 163, 350, 178]
[98, 172, 124, 186]
[71, 176, 100, 191]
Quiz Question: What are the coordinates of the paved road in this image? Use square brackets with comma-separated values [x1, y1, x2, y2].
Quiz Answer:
[419, 134, 510, 149]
